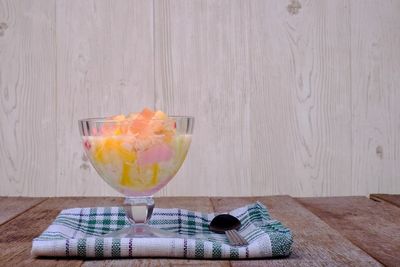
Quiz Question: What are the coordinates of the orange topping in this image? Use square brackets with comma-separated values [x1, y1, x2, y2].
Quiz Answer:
[98, 108, 175, 139]
[140, 108, 155, 120]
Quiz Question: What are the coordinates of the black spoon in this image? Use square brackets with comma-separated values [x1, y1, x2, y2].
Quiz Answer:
[209, 214, 248, 246]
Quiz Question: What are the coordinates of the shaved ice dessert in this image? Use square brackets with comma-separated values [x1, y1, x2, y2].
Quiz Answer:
[81, 108, 192, 196]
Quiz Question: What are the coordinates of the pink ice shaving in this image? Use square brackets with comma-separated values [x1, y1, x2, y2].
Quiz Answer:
[137, 143, 173, 166]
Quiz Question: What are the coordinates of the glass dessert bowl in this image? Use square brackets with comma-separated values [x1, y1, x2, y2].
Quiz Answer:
[79, 108, 194, 238]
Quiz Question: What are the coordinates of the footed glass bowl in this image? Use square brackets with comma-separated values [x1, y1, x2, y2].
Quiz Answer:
[79, 115, 194, 237]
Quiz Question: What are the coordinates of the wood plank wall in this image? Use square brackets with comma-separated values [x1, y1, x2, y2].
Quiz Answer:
[1, 0, 399, 197]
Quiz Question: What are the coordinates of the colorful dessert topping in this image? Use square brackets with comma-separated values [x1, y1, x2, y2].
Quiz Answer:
[82, 108, 191, 196]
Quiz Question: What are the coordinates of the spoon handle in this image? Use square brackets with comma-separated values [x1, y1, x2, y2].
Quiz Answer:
[226, 230, 248, 246]
[225, 230, 237, 245]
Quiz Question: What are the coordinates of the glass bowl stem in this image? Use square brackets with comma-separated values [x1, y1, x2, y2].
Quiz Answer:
[124, 196, 155, 224]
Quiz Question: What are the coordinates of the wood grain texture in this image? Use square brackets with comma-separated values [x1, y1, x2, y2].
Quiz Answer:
[0, 196, 225, 266]
[82, 260, 229, 267]
[154, 0, 252, 197]
[211, 196, 380, 266]
[248, 0, 352, 197]
[370, 194, 400, 208]
[154, 0, 354, 197]
[297, 196, 400, 267]
[350, 0, 400, 195]
[0, 197, 124, 266]
[0, 196, 387, 266]
[56, 0, 154, 196]
[0, 197, 47, 225]
[1, 0, 400, 197]
[0, 0, 57, 196]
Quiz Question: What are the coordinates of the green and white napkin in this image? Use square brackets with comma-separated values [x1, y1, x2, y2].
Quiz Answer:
[32, 202, 292, 259]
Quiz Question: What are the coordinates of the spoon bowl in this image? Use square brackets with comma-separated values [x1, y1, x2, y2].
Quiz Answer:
[209, 214, 248, 246]
[209, 214, 241, 233]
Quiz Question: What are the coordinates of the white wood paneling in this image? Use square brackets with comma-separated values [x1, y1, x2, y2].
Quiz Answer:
[154, 0, 252, 196]
[0, 0, 57, 196]
[56, 0, 154, 196]
[1, 0, 400, 197]
[248, 0, 352, 196]
[350, 0, 400, 194]
[154, 0, 353, 197]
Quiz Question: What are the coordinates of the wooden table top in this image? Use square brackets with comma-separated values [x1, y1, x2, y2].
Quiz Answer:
[0, 194, 399, 266]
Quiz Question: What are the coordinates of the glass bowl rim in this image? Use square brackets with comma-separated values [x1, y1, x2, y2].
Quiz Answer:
[78, 115, 194, 124]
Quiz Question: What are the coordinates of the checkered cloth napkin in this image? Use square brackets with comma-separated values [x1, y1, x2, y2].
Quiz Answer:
[32, 202, 292, 259]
